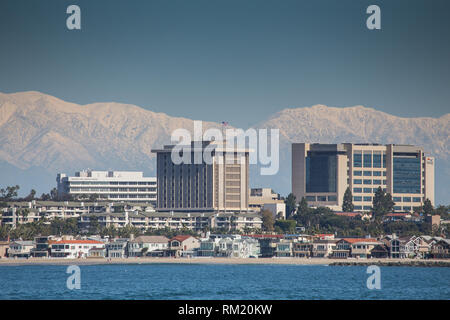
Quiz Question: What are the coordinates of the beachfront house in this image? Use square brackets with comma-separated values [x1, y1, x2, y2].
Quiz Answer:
[250, 235, 283, 258]
[350, 239, 380, 258]
[331, 238, 377, 259]
[31, 236, 54, 258]
[88, 247, 107, 258]
[127, 235, 169, 257]
[8, 240, 35, 258]
[429, 239, 450, 259]
[49, 240, 105, 258]
[312, 239, 337, 258]
[165, 235, 200, 257]
[275, 240, 293, 257]
[293, 242, 312, 258]
[370, 244, 390, 258]
[197, 238, 220, 257]
[196, 235, 260, 258]
[213, 236, 260, 258]
[331, 239, 352, 259]
[106, 238, 129, 258]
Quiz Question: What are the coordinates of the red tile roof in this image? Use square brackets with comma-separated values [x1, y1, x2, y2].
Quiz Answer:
[171, 235, 193, 242]
[386, 213, 410, 217]
[340, 238, 378, 244]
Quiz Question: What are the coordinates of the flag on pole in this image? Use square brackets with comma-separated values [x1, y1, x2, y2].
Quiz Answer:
[221, 121, 228, 126]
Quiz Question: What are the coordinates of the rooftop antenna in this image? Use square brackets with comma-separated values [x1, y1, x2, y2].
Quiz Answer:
[221, 121, 228, 142]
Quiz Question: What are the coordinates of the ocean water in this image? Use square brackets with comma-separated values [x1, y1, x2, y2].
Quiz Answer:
[0, 264, 448, 300]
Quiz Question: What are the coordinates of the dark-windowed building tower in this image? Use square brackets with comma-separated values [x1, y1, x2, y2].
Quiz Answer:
[292, 143, 434, 212]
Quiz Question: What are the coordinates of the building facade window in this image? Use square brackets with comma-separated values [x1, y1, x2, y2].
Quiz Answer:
[363, 152, 372, 168]
[373, 152, 382, 168]
[306, 152, 337, 193]
[393, 154, 421, 194]
[353, 152, 362, 168]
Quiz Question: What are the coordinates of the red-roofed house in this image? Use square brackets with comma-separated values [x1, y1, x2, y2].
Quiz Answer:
[50, 240, 105, 258]
[166, 235, 200, 257]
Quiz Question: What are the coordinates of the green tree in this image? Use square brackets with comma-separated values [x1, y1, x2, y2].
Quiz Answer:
[261, 209, 274, 232]
[434, 205, 449, 219]
[372, 187, 394, 219]
[50, 188, 58, 201]
[88, 216, 100, 235]
[20, 208, 30, 222]
[284, 193, 297, 218]
[274, 220, 296, 234]
[423, 198, 434, 215]
[0, 185, 20, 200]
[101, 225, 118, 238]
[62, 217, 79, 235]
[25, 189, 36, 201]
[384, 193, 395, 213]
[342, 187, 354, 212]
[297, 197, 309, 216]
[40, 193, 51, 201]
[118, 224, 141, 238]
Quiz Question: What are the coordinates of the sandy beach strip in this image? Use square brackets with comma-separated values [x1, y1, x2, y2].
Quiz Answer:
[0, 257, 449, 267]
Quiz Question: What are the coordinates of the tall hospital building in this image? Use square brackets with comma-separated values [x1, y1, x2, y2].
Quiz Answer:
[57, 170, 157, 206]
[151, 141, 250, 212]
[292, 143, 435, 212]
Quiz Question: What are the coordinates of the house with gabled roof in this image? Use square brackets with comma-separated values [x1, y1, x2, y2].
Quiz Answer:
[429, 239, 450, 259]
[127, 235, 169, 257]
[8, 240, 35, 258]
[331, 238, 378, 259]
[166, 235, 200, 257]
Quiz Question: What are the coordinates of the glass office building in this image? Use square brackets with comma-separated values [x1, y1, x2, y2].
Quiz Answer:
[305, 151, 338, 193]
[292, 143, 435, 212]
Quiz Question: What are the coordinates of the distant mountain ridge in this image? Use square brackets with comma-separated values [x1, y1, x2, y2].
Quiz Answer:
[0, 91, 449, 204]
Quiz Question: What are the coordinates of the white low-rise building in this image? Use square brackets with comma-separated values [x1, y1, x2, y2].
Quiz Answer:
[198, 235, 260, 258]
[49, 240, 105, 258]
[57, 170, 157, 206]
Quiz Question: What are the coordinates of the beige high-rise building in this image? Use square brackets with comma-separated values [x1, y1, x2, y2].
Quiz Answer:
[292, 143, 435, 212]
[152, 141, 250, 212]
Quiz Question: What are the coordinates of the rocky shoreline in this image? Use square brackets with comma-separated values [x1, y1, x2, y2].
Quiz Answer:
[330, 260, 450, 267]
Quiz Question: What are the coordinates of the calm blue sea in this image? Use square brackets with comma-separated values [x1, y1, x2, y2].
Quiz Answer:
[0, 264, 448, 300]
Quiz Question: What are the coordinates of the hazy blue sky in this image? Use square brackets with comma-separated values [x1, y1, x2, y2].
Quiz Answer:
[1, 0, 449, 127]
